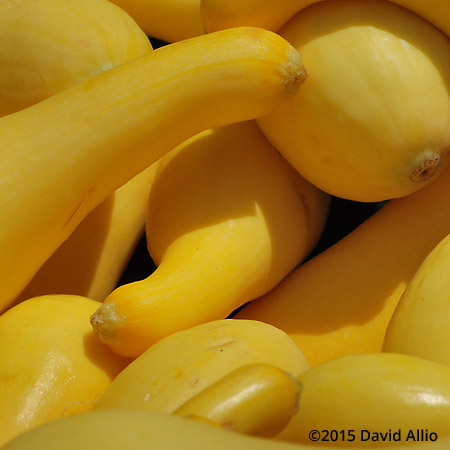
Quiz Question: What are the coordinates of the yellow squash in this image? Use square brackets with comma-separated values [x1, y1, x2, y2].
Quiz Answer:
[0, 27, 305, 313]
[94, 319, 309, 413]
[0, 0, 155, 302]
[0, 295, 129, 447]
[236, 163, 450, 368]
[91, 121, 328, 357]
[383, 234, 450, 366]
[16, 165, 159, 302]
[201, 0, 450, 40]
[0, 0, 151, 117]
[4, 409, 450, 450]
[256, 0, 450, 201]
[202, 0, 450, 201]
[277, 353, 450, 445]
[110, 0, 204, 42]
[173, 363, 302, 438]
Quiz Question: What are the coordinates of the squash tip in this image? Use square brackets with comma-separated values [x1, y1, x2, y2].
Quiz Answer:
[282, 46, 308, 98]
[90, 303, 123, 344]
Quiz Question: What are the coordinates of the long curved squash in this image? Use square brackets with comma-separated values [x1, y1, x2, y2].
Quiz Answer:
[0, 27, 305, 312]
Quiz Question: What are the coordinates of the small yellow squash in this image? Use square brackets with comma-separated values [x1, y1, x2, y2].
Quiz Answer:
[173, 363, 302, 438]
[94, 319, 309, 413]
[0, 295, 129, 447]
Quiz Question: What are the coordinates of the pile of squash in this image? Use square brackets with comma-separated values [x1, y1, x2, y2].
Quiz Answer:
[0, 0, 449, 448]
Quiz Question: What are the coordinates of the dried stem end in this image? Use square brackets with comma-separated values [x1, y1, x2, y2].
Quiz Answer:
[410, 153, 441, 183]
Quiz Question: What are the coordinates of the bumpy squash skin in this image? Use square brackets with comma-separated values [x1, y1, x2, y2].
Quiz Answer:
[383, 234, 450, 366]
[90, 121, 329, 357]
[94, 319, 309, 413]
[0, 295, 129, 447]
[236, 163, 450, 368]
[257, 0, 450, 201]
[0, 0, 152, 117]
[0, 27, 305, 313]
[4, 409, 450, 450]
[277, 353, 450, 445]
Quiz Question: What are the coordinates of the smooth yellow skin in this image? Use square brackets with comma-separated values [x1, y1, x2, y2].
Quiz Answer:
[202, 0, 450, 201]
[0, 295, 129, 447]
[0, 0, 151, 117]
[4, 409, 450, 450]
[17, 164, 159, 302]
[201, 0, 304, 34]
[201, 0, 450, 39]
[278, 353, 450, 445]
[237, 163, 450, 368]
[257, 0, 450, 201]
[95, 319, 309, 413]
[174, 363, 302, 438]
[111, 0, 204, 42]
[0, 0, 154, 303]
[0, 27, 305, 313]
[91, 121, 328, 357]
[383, 234, 450, 366]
